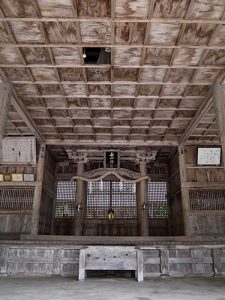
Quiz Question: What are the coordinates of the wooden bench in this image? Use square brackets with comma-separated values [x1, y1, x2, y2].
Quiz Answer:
[78, 246, 143, 282]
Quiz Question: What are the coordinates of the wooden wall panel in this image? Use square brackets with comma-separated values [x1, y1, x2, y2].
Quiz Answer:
[0, 214, 31, 234]
[182, 145, 225, 236]
[168, 248, 214, 276]
[1, 244, 225, 278]
[190, 215, 225, 235]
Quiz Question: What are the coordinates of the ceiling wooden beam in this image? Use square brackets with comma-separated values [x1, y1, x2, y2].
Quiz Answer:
[45, 139, 178, 147]
[11, 93, 44, 142]
[1, 17, 225, 25]
[1, 43, 225, 50]
[178, 95, 213, 144]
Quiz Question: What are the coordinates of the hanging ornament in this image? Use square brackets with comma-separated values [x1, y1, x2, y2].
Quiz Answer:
[119, 180, 123, 191]
[132, 183, 136, 194]
[100, 179, 103, 191]
[89, 181, 93, 194]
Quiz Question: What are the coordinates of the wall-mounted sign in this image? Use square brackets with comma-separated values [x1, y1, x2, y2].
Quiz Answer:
[104, 150, 120, 168]
[1, 137, 36, 164]
[197, 147, 222, 166]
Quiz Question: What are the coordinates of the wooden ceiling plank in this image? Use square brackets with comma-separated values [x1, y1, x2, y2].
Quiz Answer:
[0, 64, 45, 141]
[30, 1, 66, 141]
[178, 94, 213, 144]
[110, 1, 116, 141]
[11, 92, 44, 141]
[74, 1, 94, 140]
[158, 2, 195, 142]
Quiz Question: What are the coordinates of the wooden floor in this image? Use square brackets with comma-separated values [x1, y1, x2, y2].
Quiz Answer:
[0, 277, 225, 300]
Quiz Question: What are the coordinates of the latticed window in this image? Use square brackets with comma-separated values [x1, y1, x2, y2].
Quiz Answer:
[86, 181, 110, 218]
[0, 187, 34, 211]
[86, 181, 137, 219]
[112, 182, 137, 219]
[55, 181, 76, 218]
[147, 182, 168, 219]
[190, 190, 225, 210]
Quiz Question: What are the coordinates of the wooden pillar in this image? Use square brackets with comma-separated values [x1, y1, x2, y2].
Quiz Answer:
[0, 83, 9, 162]
[178, 145, 191, 236]
[137, 160, 149, 236]
[213, 83, 225, 167]
[31, 143, 46, 235]
[50, 180, 58, 235]
[74, 160, 85, 236]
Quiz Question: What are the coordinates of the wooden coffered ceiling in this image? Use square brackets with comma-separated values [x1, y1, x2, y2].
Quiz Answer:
[0, 0, 225, 152]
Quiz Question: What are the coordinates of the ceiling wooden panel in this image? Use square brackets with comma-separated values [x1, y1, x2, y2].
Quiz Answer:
[0, 0, 224, 152]
[148, 23, 181, 45]
[115, 0, 149, 19]
[37, 0, 73, 18]
[44, 22, 78, 44]
[77, 0, 111, 18]
[153, 0, 190, 18]
[115, 22, 146, 45]
[0, 0, 37, 17]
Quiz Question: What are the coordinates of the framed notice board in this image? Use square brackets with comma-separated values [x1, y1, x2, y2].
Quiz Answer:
[197, 147, 222, 166]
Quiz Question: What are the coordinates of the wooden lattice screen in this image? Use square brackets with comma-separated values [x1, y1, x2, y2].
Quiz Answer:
[0, 187, 34, 211]
[55, 181, 76, 218]
[112, 182, 137, 219]
[147, 182, 168, 219]
[86, 181, 137, 219]
[86, 181, 110, 218]
[190, 190, 225, 210]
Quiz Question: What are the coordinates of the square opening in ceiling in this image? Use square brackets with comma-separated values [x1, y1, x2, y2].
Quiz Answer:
[83, 48, 111, 64]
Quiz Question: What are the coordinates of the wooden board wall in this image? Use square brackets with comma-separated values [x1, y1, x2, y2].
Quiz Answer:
[183, 145, 225, 236]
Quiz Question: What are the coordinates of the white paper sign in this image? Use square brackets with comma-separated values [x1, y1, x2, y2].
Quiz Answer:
[197, 147, 221, 165]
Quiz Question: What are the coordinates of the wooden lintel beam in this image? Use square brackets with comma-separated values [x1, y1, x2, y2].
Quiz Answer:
[45, 139, 178, 147]
[178, 95, 213, 144]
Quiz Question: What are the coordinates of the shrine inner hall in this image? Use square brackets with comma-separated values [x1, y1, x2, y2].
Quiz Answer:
[1, 0, 225, 288]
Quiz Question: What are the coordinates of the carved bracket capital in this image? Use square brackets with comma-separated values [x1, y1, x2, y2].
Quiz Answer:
[135, 150, 157, 164]
[66, 150, 88, 163]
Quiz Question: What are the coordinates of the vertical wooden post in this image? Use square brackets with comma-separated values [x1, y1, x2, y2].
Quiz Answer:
[160, 248, 169, 276]
[0, 83, 8, 162]
[136, 248, 144, 282]
[213, 83, 225, 168]
[31, 143, 46, 235]
[74, 160, 85, 235]
[50, 180, 58, 235]
[137, 160, 149, 236]
[178, 145, 191, 236]
[78, 248, 86, 280]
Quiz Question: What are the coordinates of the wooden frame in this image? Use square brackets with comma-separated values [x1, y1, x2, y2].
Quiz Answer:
[104, 150, 120, 169]
[196, 146, 222, 166]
